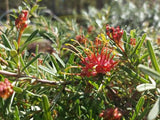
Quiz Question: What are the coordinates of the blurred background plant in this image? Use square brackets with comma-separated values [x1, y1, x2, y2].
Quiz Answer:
[0, 0, 160, 120]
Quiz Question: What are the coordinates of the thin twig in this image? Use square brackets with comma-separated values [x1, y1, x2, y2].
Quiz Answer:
[35, 78, 79, 85]
[0, 70, 80, 85]
[0, 70, 18, 77]
[0, 57, 8, 66]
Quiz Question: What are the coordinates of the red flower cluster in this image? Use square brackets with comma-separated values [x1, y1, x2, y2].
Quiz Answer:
[106, 25, 123, 45]
[99, 108, 122, 120]
[80, 40, 117, 77]
[0, 78, 13, 99]
[15, 10, 29, 31]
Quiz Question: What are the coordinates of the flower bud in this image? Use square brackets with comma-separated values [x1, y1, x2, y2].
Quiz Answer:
[15, 10, 29, 32]
[0, 78, 13, 100]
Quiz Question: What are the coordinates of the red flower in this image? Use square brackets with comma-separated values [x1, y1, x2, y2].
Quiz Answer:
[130, 38, 136, 46]
[15, 10, 29, 31]
[99, 108, 122, 120]
[87, 25, 94, 34]
[0, 78, 13, 100]
[106, 25, 123, 45]
[75, 35, 87, 44]
[80, 44, 117, 77]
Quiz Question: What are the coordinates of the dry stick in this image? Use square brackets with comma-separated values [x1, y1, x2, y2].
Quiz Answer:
[0, 70, 18, 77]
[35, 78, 79, 85]
[0, 57, 8, 66]
[0, 70, 80, 85]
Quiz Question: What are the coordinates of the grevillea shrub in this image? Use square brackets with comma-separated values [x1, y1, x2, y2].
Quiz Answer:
[1, 1, 160, 120]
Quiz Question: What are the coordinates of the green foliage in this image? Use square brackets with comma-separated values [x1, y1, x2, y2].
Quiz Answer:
[1, 0, 160, 120]
[41, 94, 53, 120]
[131, 96, 145, 120]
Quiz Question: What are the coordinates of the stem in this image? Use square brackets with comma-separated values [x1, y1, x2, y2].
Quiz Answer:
[0, 70, 80, 85]
[17, 54, 21, 77]
[117, 43, 124, 53]
[17, 29, 24, 77]
[17, 30, 23, 51]
[0, 57, 8, 66]
[117, 43, 129, 62]
[0, 70, 18, 77]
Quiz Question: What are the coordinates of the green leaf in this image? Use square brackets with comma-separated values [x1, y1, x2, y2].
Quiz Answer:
[39, 65, 56, 75]
[138, 104, 150, 120]
[20, 55, 29, 75]
[26, 90, 41, 97]
[14, 106, 20, 120]
[52, 53, 65, 68]
[30, 5, 39, 14]
[13, 86, 23, 93]
[148, 97, 160, 120]
[1, 34, 12, 49]
[131, 96, 145, 120]
[121, 66, 149, 83]
[0, 44, 10, 51]
[130, 37, 141, 57]
[136, 83, 156, 92]
[8, 61, 16, 70]
[67, 53, 75, 65]
[20, 37, 41, 53]
[50, 55, 60, 72]
[10, 50, 18, 63]
[24, 30, 39, 44]
[36, 45, 39, 77]
[147, 40, 160, 73]
[130, 29, 136, 38]
[123, 31, 128, 52]
[20, 30, 39, 53]
[41, 94, 53, 120]
[134, 52, 149, 66]
[139, 52, 149, 62]
[137, 33, 146, 53]
[22, 53, 42, 72]
[13, 40, 18, 50]
[39, 32, 56, 44]
[138, 64, 160, 81]
[130, 33, 146, 57]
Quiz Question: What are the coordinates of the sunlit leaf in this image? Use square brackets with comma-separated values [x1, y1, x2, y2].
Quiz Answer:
[22, 53, 42, 72]
[131, 96, 145, 120]
[39, 65, 56, 75]
[52, 53, 65, 68]
[42, 94, 53, 120]
[136, 84, 156, 92]
[138, 64, 160, 81]
[14, 106, 20, 120]
[147, 40, 160, 73]
[1, 34, 12, 49]
[148, 97, 160, 120]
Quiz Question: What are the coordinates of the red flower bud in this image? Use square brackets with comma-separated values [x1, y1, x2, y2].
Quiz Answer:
[87, 25, 94, 34]
[76, 35, 87, 44]
[106, 25, 123, 45]
[0, 78, 13, 100]
[99, 108, 122, 120]
[15, 10, 29, 31]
